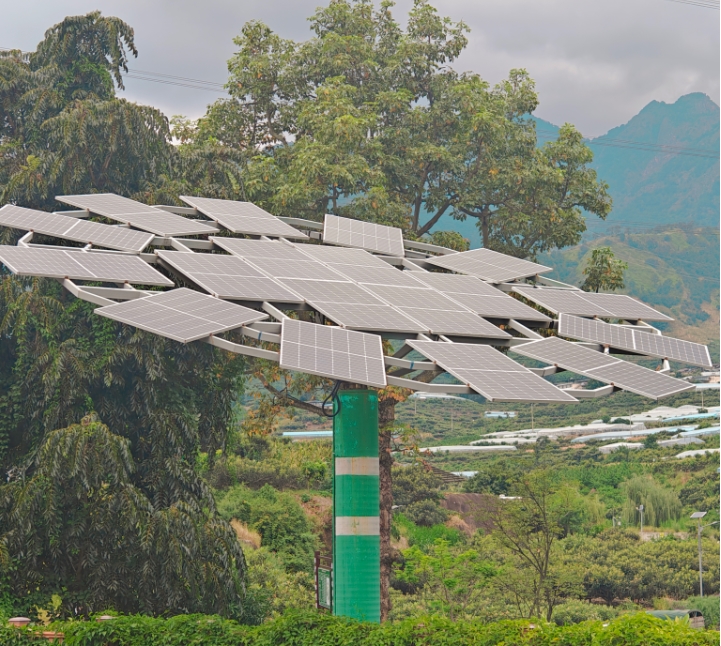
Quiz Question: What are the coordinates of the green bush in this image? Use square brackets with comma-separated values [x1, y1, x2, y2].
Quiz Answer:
[392, 464, 443, 506]
[393, 513, 463, 550]
[552, 599, 620, 625]
[3, 611, 717, 645]
[216, 485, 317, 573]
[404, 500, 449, 527]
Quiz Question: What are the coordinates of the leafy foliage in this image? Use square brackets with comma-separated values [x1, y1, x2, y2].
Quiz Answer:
[187, 0, 611, 257]
[580, 246, 628, 293]
[216, 485, 317, 573]
[396, 539, 495, 621]
[0, 276, 248, 616]
[0, 12, 245, 208]
[3, 611, 719, 645]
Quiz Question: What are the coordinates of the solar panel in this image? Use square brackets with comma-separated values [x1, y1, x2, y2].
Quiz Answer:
[157, 251, 303, 302]
[633, 329, 712, 368]
[559, 314, 712, 368]
[326, 264, 420, 287]
[211, 237, 309, 260]
[310, 302, 427, 333]
[364, 285, 462, 310]
[95, 287, 266, 343]
[249, 258, 343, 281]
[56, 194, 218, 237]
[323, 214, 405, 256]
[297, 245, 390, 267]
[408, 272, 550, 322]
[360, 284, 510, 338]
[401, 308, 511, 338]
[424, 248, 552, 282]
[408, 272, 504, 296]
[585, 293, 672, 321]
[280, 319, 387, 388]
[511, 336, 693, 399]
[0, 204, 154, 252]
[0, 245, 173, 285]
[514, 287, 671, 322]
[407, 340, 577, 402]
[280, 279, 381, 305]
[180, 196, 308, 239]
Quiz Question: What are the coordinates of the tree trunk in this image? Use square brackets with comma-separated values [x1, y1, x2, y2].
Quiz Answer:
[378, 396, 397, 622]
[481, 211, 489, 248]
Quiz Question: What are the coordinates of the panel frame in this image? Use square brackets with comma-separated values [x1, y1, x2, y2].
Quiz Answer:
[280, 318, 387, 388]
[56, 193, 219, 237]
[0, 204, 155, 252]
[94, 287, 267, 343]
[558, 313, 712, 367]
[407, 340, 578, 402]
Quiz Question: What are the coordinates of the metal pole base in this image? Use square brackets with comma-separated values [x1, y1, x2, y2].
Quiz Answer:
[332, 389, 381, 623]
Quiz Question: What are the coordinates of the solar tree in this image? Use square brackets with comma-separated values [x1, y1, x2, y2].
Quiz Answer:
[0, 195, 712, 622]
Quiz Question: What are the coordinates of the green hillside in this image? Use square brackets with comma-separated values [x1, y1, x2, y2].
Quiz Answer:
[541, 226, 720, 348]
[440, 94, 719, 245]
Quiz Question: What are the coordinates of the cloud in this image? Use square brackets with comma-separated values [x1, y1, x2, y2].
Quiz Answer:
[1, 0, 717, 135]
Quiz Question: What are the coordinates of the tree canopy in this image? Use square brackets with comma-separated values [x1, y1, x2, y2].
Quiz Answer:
[190, 0, 611, 257]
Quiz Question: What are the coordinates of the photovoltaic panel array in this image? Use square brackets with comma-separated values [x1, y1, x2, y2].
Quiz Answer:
[211, 238, 309, 260]
[558, 314, 712, 368]
[407, 340, 577, 402]
[409, 272, 551, 323]
[0, 204, 154, 252]
[0, 245, 173, 285]
[363, 283, 510, 338]
[424, 247, 552, 282]
[323, 214, 405, 256]
[280, 319, 387, 388]
[56, 193, 218, 237]
[157, 251, 303, 303]
[296, 245, 391, 267]
[95, 287, 266, 343]
[212, 238, 426, 333]
[513, 286, 671, 322]
[511, 336, 694, 399]
[180, 196, 308, 239]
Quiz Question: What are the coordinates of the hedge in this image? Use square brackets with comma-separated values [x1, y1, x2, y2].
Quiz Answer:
[1, 611, 717, 646]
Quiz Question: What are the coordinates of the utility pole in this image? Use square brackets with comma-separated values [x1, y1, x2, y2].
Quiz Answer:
[637, 504, 644, 535]
[690, 511, 720, 597]
[531, 403, 535, 431]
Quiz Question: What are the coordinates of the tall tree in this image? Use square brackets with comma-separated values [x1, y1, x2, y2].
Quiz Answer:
[213, 0, 610, 255]
[0, 276, 249, 616]
[581, 246, 628, 293]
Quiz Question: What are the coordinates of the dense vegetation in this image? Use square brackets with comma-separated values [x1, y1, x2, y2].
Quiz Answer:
[2, 612, 719, 646]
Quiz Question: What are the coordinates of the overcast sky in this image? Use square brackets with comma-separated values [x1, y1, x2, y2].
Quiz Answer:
[2, 0, 718, 137]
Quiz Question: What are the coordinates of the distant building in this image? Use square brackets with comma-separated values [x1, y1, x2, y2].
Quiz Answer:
[419, 445, 517, 454]
[675, 448, 721, 459]
[484, 411, 517, 419]
[657, 437, 704, 447]
[598, 442, 643, 454]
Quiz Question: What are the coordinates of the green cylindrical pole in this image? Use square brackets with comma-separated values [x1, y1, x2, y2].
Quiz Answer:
[332, 388, 380, 622]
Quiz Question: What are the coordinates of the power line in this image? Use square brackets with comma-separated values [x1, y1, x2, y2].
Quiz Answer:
[537, 129, 719, 159]
[2, 45, 718, 160]
[125, 73, 225, 93]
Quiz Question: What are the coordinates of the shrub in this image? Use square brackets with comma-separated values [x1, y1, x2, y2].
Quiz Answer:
[216, 485, 317, 573]
[404, 500, 449, 527]
[7, 611, 719, 645]
[393, 513, 463, 550]
[392, 464, 443, 506]
[552, 599, 620, 625]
